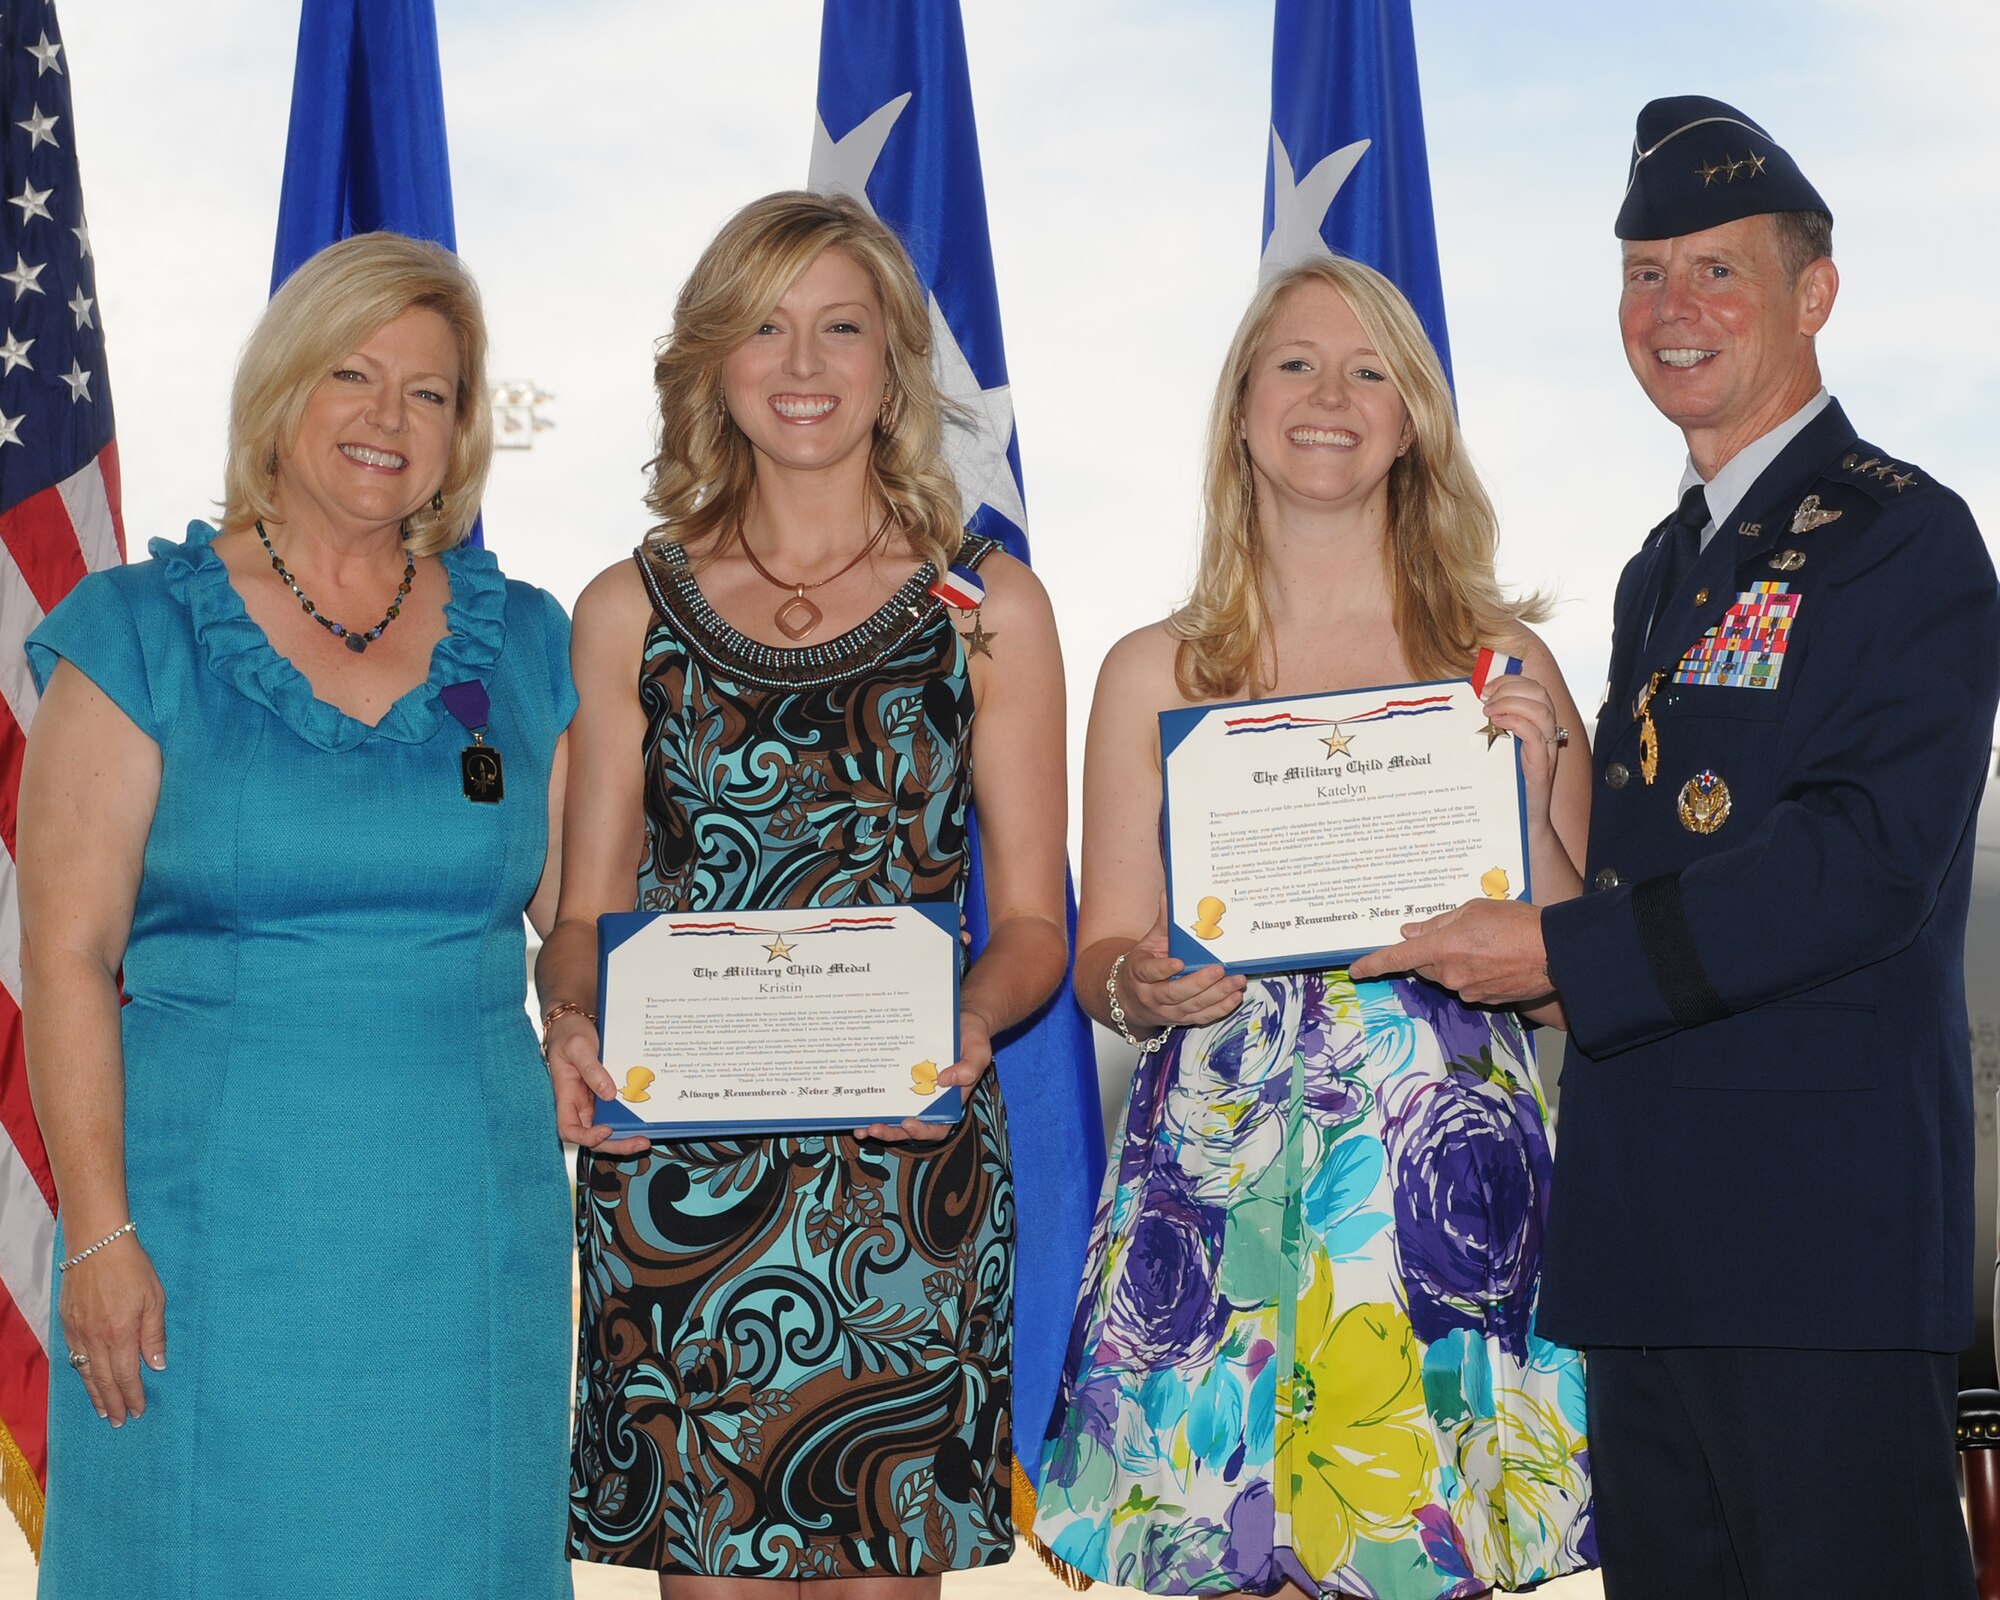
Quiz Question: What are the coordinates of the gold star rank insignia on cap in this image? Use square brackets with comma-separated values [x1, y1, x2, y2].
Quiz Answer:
[1790, 494, 1842, 534]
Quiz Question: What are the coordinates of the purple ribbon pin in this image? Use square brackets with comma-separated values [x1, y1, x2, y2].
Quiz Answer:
[440, 680, 491, 734]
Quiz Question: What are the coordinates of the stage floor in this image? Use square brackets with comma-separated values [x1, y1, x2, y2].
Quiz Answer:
[0, 1532, 1610, 1598]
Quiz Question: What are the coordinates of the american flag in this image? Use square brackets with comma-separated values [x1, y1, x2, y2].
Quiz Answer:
[0, 0, 123, 1555]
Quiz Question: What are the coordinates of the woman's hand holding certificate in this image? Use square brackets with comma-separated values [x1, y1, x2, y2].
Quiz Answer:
[1114, 892, 1249, 1034]
[859, 1005, 991, 1145]
[543, 1011, 652, 1156]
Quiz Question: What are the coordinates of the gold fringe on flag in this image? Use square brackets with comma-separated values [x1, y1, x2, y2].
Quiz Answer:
[1012, 1453, 1091, 1590]
[0, 1416, 43, 1561]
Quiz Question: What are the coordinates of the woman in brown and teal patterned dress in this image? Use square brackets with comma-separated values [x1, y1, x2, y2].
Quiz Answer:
[535, 192, 1070, 1595]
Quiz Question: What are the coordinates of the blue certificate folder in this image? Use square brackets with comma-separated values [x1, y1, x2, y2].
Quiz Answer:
[1159, 679, 1531, 977]
[592, 902, 963, 1137]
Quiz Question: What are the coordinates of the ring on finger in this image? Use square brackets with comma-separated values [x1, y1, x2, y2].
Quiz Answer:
[1551, 726, 1571, 748]
[67, 1350, 90, 1369]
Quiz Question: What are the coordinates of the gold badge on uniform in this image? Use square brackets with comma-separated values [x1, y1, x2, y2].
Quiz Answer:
[1634, 670, 1665, 784]
[1790, 494, 1842, 535]
[1677, 769, 1732, 834]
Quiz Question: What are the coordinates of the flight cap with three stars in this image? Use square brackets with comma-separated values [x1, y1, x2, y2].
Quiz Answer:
[1615, 95, 1830, 241]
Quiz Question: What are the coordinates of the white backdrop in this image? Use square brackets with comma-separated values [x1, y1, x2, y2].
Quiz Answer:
[59, 1, 2000, 869]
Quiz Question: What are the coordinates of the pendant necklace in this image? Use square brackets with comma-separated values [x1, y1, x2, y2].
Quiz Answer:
[257, 519, 415, 654]
[738, 519, 889, 642]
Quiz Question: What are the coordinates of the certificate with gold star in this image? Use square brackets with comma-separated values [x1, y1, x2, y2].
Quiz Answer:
[1159, 672, 1530, 975]
[593, 903, 962, 1135]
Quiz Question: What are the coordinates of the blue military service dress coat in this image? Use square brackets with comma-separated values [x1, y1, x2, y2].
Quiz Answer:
[1538, 398, 2000, 1353]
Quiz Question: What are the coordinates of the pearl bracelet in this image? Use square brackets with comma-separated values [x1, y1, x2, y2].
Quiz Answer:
[58, 1220, 136, 1272]
[1106, 953, 1171, 1055]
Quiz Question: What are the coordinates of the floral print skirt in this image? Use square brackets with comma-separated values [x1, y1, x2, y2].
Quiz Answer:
[1033, 972, 1595, 1598]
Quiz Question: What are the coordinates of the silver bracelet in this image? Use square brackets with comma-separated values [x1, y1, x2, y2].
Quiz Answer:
[58, 1220, 136, 1272]
[1106, 953, 1171, 1055]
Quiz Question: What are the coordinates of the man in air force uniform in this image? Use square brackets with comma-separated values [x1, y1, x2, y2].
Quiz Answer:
[1353, 96, 1999, 1597]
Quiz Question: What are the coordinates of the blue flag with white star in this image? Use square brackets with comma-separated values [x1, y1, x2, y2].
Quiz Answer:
[1263, 0, 1453, 385]
[270, 0, 456, 291]
[810, 0, 1105, 1514]
[269, 0, 475, 542]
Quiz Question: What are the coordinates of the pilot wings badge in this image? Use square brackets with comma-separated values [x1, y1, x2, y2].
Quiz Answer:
[1789, 494, 1842, 535]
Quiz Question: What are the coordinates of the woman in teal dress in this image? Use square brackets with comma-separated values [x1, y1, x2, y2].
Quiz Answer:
[1032, 258, 1597, 1597]
[17, 234, 575, 1597]
[536, 192, 1070, 1591]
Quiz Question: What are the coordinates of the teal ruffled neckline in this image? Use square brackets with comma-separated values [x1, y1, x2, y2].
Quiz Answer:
[155, 519, 507, 753]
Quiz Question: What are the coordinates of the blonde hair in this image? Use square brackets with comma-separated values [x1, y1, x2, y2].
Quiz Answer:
[223, 232, 492, 557]
[644, 191, 964, 574]
[1171, 256, 1546, 700]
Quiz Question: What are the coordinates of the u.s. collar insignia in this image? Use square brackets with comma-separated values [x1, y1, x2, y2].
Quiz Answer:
[1677, 770, 1732, 834]
[1789, 494, 1842, 535]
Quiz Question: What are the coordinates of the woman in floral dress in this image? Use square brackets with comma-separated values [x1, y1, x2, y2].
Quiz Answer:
[1033, 258, 1597, 1598]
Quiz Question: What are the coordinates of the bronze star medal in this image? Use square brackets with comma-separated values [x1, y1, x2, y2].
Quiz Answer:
[1321, 728, 1352, 757]
[961, 608, 995, 657]
[763, 935, 796, 963]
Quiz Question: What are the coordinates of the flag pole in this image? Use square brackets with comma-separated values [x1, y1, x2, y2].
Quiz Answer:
[809, 3, 1103, 1581]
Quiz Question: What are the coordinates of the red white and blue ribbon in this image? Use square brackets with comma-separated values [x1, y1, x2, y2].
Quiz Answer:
[1338, 692, 1456, 724]
[1223, 709, 1341, 735]
[929, 565, 986, 610]
[664, 914, 900, 938]
[1223, 692, 1456, 735]
[1469, 646, 1523, 695]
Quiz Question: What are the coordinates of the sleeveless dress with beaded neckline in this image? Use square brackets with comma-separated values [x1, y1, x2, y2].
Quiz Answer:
[569, 535, 1016, 1578]
[24, 521, 576, 1599]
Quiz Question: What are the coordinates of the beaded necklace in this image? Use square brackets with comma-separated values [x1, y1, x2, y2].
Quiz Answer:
[256, 519, 415, 653]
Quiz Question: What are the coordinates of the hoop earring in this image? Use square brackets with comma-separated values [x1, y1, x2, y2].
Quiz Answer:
[877, 388, 896, 431]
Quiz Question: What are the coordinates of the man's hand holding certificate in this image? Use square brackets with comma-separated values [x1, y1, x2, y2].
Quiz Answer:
[593, 904, 964, 1138]
[1161, 670, 1531, 974]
